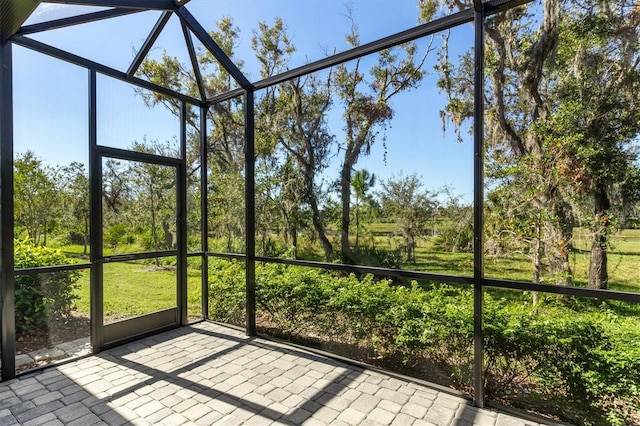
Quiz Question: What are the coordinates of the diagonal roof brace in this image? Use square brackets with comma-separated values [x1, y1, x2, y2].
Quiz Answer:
[17, 8, 141, 36]
[43, 0, 177, 10]
[484, 0, 533, 14]
[181, 21, 206, 101]
[175, 5, 251, 90]
[126, 10, 172, 79]
[12, 34, 203, 105]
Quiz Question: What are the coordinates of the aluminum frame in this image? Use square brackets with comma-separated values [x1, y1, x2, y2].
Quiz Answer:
[472, 3, 486, 408]
[0, 41, 15, 378]
[0, 2, 637, 415]
[126, 10, 172, 79]
[16, 8, 140, 35]
[95, 148, 186, 347]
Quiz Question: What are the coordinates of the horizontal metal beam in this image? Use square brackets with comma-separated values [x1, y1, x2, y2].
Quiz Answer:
[246, 0, 533, 93]
[205, 252, 247, 261]
[101, 250, 178, 263]
[206, 88, 244, 105]
[254, 256, 476, 286]
[97, 145, 183, 166]
[245, 256, 640, 304]
[42, 0, 176, 10]
[485, 0, 534, 15]
[15, 263, 92, 276]
[175, 6, 251, 90]
[16, 8, 140, 35]
[253, 8, 474, 90]
[484, 278, 640, 304]
[12, 35, 202, 106]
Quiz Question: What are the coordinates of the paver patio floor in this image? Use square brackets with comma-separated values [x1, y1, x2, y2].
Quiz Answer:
[0, 322, 546, 425]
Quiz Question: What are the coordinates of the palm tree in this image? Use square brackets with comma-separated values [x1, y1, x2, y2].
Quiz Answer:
[351, 169, 376, 247]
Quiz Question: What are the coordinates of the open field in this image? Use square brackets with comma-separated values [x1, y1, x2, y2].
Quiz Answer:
[46, 227, 638, 320]
[289, 226, 640, 291]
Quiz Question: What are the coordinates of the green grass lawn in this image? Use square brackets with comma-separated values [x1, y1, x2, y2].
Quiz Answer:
[73, 258, 203, 323]
[62, 228, 638, 320]
[295, 227, 639, 291]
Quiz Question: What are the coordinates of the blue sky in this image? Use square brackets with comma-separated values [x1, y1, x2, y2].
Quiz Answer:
[14, 0, 476, 202]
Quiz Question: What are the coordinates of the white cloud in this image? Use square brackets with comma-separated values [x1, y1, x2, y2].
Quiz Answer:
[34, 3, 67, 15]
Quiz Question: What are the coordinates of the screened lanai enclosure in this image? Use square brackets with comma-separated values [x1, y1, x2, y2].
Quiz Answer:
[0, 0, 639, 424]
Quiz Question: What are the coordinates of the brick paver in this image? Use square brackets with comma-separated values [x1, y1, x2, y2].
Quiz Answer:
[0, 322, 549, 425]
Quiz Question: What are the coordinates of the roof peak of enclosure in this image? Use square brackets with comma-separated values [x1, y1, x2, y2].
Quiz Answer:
[9, 0, 248, 103]
[4, 0, 528, 104]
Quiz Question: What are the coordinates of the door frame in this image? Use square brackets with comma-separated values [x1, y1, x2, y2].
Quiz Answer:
[91, 145, 187, 350]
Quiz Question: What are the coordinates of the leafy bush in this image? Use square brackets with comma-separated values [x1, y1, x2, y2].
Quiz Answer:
[207, 258, 245, 326]
[14, 239, 81, 337]
[256, 262, 331, 335]
[66, 231, 87, 246]
[103, 223, 135, 247]
[434, 220, 473, 253]
[258, 237, 289, 258]
[337, 245, 403, 269]
[483, 297, 640, 425]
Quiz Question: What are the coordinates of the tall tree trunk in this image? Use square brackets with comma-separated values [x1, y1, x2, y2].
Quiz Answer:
[588, 183, 610, 289]
[487, 0, 572, 286]
[354, 195, 360, 248]
[308, 192, 333, 262]
[260, 231, 266, 256]
[282, 213, 299, 259]
[162, 220, 173, 250]
[290, 225, 298, 260]
[532, 210, 543, 306]
[340, 165, 352, 257]
[300, 161, 333, 261]
[544, 190, 573, 286]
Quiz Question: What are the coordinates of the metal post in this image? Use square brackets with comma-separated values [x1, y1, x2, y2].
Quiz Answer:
[472, 3, 486, 408]
[200, 105, 209, 319]
[88, 69, 103, 352]
[0, 41, 16, 380]
[178, 101, 188, 325]
[244, 90, 256, 336]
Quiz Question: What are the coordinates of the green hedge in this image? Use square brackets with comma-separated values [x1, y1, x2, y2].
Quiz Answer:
[208, 259, 639, 425]
[14, 238, 81, 337]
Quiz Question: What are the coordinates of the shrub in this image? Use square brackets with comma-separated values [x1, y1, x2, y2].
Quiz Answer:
[337, 245, 403, 269]
[66, 231, 87, 245]
[103, 223, 135, 247]
[207, 258, 245, 325]
[434, 221, 473, 253]
[483, 296, 640, 425]
[258, 237, 289, 258]
[14, 239, 81, 337]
